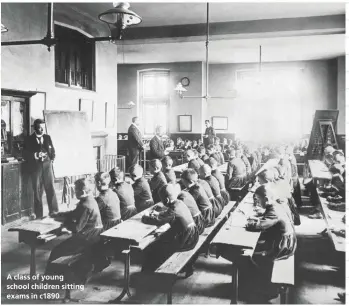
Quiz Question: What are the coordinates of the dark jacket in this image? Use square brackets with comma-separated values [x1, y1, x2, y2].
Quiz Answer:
[204, 126, 216, 146]
[96, 188, 121, 230]
[149, 136, 165, 160]
[113, 182, 137, 220]
[23, 133, 55, 169]
[225, 157, 247, 189]
[133, 177, 154, 212]
[142, 199, 199, 251]
[127, 124, 143, 151]
[149, 171, 167, 203]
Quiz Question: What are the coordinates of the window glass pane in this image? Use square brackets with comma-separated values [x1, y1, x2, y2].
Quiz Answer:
[157, 104, 167, 133]
[143, 75, 156, 98]
[156, 75, 169, 98]
[144, 104, 156, 135]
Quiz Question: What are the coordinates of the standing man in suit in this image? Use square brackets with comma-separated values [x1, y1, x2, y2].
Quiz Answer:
[23, 119, 58, 219]
[203, 120, 216, 148]
[127, 117, 144, 167]
[149, 125, 166, 160]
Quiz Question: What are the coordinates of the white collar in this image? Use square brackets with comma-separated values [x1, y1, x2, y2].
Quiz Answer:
[35, 133, 44, 138]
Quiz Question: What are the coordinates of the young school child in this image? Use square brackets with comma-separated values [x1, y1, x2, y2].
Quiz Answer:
[178, 190, 205, 235]
[176, 137, 184, 150]
[149, 159, 168, 203]
[285, 145, 302, 207]
[141, 184, 199, 271]
[109, 167, 137, 220]
[193, 149, 205, 167]
[243, 184, 296, 302]
[192, 140, 198, 150]
[47, 178, 104, 283]
[323, 145, 336, 168]
[129, 164, 154, 212]
[95, 172, 121, 230]
[197, 146, 209, 163]
[236, 146, 252, 180]
[186, 149, 201, 174]
[181, 169, 215, 227]
[207, 157, 230, 204]
[199, 164, 225, 211]
[206, 144, 222, 166]
[197, 138, 203, 147]
[225, 148, 247, 189]
[161, 155, 177, 184]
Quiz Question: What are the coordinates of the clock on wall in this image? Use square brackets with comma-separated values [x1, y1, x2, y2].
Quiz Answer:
[180, 77, 190, 87]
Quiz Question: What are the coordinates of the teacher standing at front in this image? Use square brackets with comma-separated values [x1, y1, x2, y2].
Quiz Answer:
[203, 120, 216, 148]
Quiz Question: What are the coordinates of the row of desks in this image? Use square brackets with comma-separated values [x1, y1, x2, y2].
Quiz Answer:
[9, 179, 260, 303]
[173, 162, 228, 175]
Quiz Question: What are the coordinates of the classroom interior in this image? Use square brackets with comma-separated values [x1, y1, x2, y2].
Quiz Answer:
[1, 2, 346, 305]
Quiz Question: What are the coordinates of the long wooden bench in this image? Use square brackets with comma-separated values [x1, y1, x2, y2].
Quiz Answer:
[271, 255, 295, 304]
[153, 200, 237, 304]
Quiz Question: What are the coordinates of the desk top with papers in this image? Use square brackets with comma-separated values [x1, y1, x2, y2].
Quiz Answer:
[308, 160, 332, 180]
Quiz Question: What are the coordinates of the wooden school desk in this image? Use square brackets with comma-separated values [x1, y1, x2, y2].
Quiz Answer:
[101, 205, 171, 302]
[211, 190, 261, 304]
[8, 218, 64, 276]
[307, 160, 332, 182]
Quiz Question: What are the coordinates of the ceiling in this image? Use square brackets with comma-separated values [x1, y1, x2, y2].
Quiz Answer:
[54, 2, 346, 64]
[62, 2, 345, 27]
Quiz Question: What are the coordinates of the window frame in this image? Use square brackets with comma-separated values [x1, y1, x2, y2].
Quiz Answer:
[138, 69, 170, 137]
[54, 24, 96, 91]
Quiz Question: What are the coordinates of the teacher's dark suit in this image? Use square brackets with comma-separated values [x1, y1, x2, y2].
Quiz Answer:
[23, 133, 58, 218]
[127, 124, 144, 167]
[204, 126, 216, 148]
[149, 135, 165, 160]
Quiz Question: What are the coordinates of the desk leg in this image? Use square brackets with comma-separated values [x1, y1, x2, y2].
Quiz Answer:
[231, 261, 239, 304]
[110, 249, 132, 303]
[30, 246, 36, 277]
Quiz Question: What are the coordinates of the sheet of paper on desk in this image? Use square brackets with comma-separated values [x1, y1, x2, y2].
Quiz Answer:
[101, 221, 157, 244]
[212, 226, 260, 249]
[8, 219, 62, 234]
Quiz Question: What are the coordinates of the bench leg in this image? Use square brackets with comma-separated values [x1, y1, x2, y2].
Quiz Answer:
[167, 288, 172, 304]
[109, 249, 132, 303]
[30, 246, 36, 277]
[231, 261, 239, 304]
[280, 286, 288, 304]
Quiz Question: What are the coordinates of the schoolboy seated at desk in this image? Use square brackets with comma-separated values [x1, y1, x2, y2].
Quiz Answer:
[149, 159, 167, 204]
[95, 172, 121, 230]
[187, 149, 201, 174]
[207, 157, 230, 204]
[286, 145, 302, 207]
[236, 146, 252, 180]
[323, 145, 336, 168]
[129, 164, 154, 212]
[197, 146, 209, 163]
[193, 149, 205, 167]
[206, 144, 222, 166]
[241, 185, 297, 303]
[192, 140, 198, 150]
[225, 148, 247, 189]
[181, 169, 215, 227]
[178, 190, 205, 235]
[161, 155, 177, 184]
[109, 167, 137, 220]
[199, 164, 225, 209]
[141, 184, 199, 271]
[214, 137, 225, 165]
[46, 178, 104, 283]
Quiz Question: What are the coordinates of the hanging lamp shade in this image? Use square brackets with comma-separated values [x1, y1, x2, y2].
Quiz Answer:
[98, 2, 142, 40]
[1, 23, 8, 33]
[174, 83, 187, 93]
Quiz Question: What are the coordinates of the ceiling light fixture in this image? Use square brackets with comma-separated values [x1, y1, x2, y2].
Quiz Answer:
[174, 83, 187, 98]
[118, 100, 135, 109]
[1, 2, 142, 50]
[176, 3, 236, 100]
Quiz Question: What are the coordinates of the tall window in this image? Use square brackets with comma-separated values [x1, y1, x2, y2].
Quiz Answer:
[55, 25, 95, 90]
[139, 70, 170, 135]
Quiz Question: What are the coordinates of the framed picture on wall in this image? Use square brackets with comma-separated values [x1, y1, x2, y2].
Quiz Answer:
[178, 115, 192, 132]
[212, 116, 228, 130]
[79, 99, 94, 122]
[105, 102, 116, 128]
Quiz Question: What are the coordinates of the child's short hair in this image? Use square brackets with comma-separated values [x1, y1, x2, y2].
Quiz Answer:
[197, 146, 206, 154]
[207, 144, 215, 152]
[95, 172, 111, 190]
[149, 159, 162, 170]
[129, 164, 143, 177]
[161, 156, 173, 167]
[200, 164, 212, 176]
[207, 157, 218, 168]
[254, 184, 275, 201]
[181, 168, 198, 183]
[109, 167, 124, 182]
[158, 184, 178, 204]
[75, 178, 93, 193]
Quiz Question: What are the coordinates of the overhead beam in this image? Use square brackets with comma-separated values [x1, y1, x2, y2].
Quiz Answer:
[122, 14, 344, 44]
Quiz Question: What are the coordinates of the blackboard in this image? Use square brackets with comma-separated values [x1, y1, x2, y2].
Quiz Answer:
[44, 111, 97, 178]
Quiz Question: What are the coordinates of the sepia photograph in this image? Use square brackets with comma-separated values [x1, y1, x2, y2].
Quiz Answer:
[0, 1, 346, 304]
